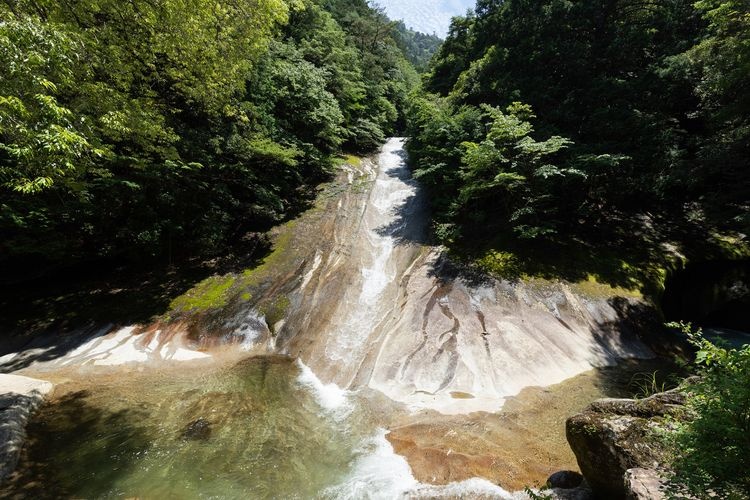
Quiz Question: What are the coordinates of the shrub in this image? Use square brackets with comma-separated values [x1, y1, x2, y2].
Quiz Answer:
[664, 322, 750, 498]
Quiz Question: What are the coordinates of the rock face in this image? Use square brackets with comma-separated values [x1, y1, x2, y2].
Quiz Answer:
[624, 467, 668, 500]
[0, 374, 54, 485]
[566, 390, 684, 499]
[276, 139, 656, 416]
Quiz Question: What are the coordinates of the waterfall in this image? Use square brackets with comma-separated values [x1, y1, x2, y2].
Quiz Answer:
[291, 138, 653, 415]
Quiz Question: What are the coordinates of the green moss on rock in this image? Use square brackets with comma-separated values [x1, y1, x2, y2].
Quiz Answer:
[169, 274, 237, 313]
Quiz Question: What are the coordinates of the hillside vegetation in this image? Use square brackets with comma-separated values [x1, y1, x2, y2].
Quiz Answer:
[0, 0, 422, 279]
[406, 0, 749, 291]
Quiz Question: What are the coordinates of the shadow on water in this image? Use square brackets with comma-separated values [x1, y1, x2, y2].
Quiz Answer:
[2, 357, 364, 499]
[583, 296, 691, 398]
[1, 390, 152, 500]
[581, 358, 686, 403]
[602, 297, 693, 358]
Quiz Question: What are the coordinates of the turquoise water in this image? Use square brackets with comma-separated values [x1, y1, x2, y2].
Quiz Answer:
[3, 356, 676, 499]
[4, 357, 377, 499]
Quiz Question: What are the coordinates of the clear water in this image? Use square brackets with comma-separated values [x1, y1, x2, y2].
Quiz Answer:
[4, 357, 383, 499]
[4, 357, 680, 499]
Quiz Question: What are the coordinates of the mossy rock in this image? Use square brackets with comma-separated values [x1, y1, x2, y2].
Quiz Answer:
[168, 274, 237, 313]
[566, 390, 686, 499]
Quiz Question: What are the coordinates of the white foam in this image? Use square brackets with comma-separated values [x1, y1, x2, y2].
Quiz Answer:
[324, 429, 418, 499]
[410, 477, 515, 499]
[326, 429, 515, 500]
[296, 360, 351, 416]
[360, 241, 393, 304]
[324, 139, 411, 364]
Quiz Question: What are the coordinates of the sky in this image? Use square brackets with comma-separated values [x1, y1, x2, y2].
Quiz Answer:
[374, 0, 476, 37]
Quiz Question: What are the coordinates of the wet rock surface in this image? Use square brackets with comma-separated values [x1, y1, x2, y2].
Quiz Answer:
[181, 418, 212, 441]
[276, 139, 657, 417]
[0, 140, 683, 496]
[566, 390, 685, 499]
[385, 361, 674, 491]
[0, 375, 53, 485]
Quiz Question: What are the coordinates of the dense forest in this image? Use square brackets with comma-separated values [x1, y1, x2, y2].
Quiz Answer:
[407, 0, 749, 289]
[403, 6, 750, 493]
[392, 20, 443, 72]
[0, 0, 434, 281]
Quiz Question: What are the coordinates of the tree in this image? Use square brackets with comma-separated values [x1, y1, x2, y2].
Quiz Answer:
[456, 103, 583, 240]
[0, 18, 99, 194]
[665, 323, 750, 498]
[0, 0, 421, 275]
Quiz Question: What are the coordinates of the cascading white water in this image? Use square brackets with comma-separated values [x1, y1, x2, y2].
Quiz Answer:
[297, 358, 517, 500]
[287, 137, 653, 497]
[297, 138, 653, 415]
[312, 138, 427, 384]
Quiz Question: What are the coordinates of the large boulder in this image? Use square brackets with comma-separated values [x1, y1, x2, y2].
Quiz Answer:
[0, 374, 54, 484]
[565, 390, 684, 499]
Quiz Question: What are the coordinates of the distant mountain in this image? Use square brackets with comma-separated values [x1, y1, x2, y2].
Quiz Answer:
[374, 0, 475, 37]
[393, 21, 443, 71]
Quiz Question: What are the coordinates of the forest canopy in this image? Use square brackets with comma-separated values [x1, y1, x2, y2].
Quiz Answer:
[406, 0, 750, 287]
[0, 0, 423, 278]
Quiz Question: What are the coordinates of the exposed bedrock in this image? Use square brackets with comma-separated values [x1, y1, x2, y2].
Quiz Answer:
[274, 138, 659, 415]
[2, 139, 663, 418]
[0, 138, 682, 495]
[362, 258, 655, 414]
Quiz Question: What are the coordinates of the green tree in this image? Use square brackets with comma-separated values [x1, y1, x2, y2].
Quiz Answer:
[408, 0, 749, 285]
[0, 0, 421, 276]
[665, 323, 750, 498]
[456, 103, 583, 240]
[0, 18, 100, 194]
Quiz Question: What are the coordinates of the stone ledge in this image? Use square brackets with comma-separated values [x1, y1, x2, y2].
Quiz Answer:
[0, 374, 54, 485]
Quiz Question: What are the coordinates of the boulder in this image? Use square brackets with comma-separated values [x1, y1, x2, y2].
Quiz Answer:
[0, 374, 54, 485]
[547, 470, 584, 489]
[566, 390, 684, 499]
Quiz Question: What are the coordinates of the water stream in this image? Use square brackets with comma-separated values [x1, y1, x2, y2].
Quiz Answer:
[3, 139, 660, 498]
[3, 356, 517, 499]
